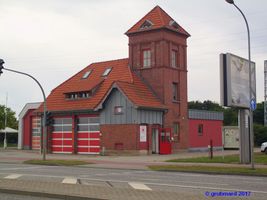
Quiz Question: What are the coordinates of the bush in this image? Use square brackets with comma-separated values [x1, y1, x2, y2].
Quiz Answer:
[254, 124, 267, 146]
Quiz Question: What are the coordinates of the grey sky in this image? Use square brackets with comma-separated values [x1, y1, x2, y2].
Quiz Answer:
[0, 0, 266, 116]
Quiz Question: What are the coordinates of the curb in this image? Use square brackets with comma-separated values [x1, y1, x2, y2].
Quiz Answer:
[150, 169, 267, 177]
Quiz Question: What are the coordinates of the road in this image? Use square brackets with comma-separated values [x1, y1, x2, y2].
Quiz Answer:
[0, 163, 267, 199]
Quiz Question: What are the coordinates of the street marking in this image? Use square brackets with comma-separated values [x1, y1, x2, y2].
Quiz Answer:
[4, 174, 22, 179]
[128, 182, 152, 190]
[62, 177, 77, 184]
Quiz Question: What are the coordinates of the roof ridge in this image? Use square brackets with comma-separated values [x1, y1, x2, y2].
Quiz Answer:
[90, 58, 128, 65]
[125, 6, 159, 35]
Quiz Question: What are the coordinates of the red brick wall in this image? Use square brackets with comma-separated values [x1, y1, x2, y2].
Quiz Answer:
[100, 124, 140, 151]
[128, 29, 189, 150]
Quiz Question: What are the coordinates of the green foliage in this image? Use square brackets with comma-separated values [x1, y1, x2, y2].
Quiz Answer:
[253, 102, 264, 125]
[148, 165, 267, 176]
[254, 124, 267, 146]
[166, 153, 267, 164]
[23, 159, 91, 166]
[0, 105, 18, 130]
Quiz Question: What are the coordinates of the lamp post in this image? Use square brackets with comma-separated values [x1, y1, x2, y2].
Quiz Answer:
[0, 59, 47, 161]
[225, 0, 254, 169]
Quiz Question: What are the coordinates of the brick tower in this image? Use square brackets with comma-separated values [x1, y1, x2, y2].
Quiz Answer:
[126, 6, 190, 149]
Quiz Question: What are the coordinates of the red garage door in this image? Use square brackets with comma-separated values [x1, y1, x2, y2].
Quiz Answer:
[51, 118, 72, 154]
[77, 117, 100, 154]
[32, 116, 41, 150]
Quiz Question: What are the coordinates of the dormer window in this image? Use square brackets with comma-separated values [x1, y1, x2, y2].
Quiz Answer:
[65, 91, 92, 100]
[102, 67, 112, 76]
[82, 70, 92, 79]
[169, 20, 179, 29]
[140, 20, 153, 29]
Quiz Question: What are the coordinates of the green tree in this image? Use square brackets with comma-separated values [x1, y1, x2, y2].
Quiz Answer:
[0, 105, 18, 130]
[253, 102, 264, 125]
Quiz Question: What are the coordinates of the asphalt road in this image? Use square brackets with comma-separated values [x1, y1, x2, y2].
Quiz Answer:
[0, 163, 266, 199]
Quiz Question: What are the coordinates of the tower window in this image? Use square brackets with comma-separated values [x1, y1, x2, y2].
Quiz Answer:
[140, 20, 153, 29]
[171, 50, 177, 68]
[142, 49, 151, 68]
[172, 82, 179, 101]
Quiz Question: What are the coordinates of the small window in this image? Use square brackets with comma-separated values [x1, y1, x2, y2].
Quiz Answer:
[82, 70, 92, 79]
[172, 83, 179, 101]
[171, 50, 177, 68]
[140, 20, 153, 29]
[142, 49, 151, 68]
[173, 122, 180, 142]
[169, 20, 179, 29]
[198, 124, 203, 136]
[102, 68, 112, 76]
[114, 106, 123, 115]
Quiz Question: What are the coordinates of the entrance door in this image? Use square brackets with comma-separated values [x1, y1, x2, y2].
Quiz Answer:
[159, 128, 172, 154]
[152, 127, 159, 154]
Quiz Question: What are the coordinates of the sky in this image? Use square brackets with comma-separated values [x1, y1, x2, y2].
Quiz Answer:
[0, 0, 267, 117]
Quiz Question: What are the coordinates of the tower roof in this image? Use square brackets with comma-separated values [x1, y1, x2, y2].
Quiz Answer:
[126, 5, 190, 37]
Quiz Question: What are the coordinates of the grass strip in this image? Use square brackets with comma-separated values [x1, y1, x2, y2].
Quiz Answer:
[148, 165, 267, 176]
[167, 153, 267, 164]
[24, 159, 91, 166]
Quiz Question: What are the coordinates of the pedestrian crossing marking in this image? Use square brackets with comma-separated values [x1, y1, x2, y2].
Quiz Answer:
[128, 182, 152, 190]
[62, 177, 77, 184]
[4, 174, 22, 179]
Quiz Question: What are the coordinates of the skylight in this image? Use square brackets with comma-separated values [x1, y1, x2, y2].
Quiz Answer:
[82, 70, 92, 79]
[102, 68, 112, 76]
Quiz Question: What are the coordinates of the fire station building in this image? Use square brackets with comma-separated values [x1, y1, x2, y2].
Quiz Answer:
[18, 6, 223, 155]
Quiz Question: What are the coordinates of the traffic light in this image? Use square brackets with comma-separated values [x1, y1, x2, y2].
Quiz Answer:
[0, 59, 4, 75]
[45, 111, 54, 126]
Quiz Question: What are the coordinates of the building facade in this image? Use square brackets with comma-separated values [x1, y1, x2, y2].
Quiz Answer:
[18, 6, 223, 155]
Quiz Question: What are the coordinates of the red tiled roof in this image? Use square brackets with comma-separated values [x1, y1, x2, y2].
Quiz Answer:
[126, 5, 190, 37]
[38, 58, 165, 112]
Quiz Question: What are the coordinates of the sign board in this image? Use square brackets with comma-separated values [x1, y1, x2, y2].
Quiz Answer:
[223, 126, 239, 149]
[140, 125, 147, 142]
[220, 53, 256, 108]
[250, 99, 257, 111]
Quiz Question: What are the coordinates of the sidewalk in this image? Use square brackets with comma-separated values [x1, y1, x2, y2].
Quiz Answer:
[0, 178, 211, 200]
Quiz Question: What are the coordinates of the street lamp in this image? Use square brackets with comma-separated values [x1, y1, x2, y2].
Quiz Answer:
[225, 0, 254, 169]
[0, 59, 47, 161]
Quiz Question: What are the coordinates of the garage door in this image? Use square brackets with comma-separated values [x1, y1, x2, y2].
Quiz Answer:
[77, 117, 100, 154]
[51, 118, 72, 154]
[32, 116, 41, 150]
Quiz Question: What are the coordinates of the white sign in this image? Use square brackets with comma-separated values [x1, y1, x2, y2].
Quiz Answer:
[220, 53, 256, 108]
[140, 125, 147, 142]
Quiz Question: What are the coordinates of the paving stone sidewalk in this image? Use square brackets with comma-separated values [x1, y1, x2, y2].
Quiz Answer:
[0, 179, 204, 200]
